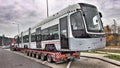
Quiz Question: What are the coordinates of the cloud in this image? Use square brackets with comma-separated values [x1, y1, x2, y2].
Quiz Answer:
[0, 0, 120, 37]
[97, 0, 120, 25]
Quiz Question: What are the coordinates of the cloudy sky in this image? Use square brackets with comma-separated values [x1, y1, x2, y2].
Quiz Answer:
[0, 0, 120, 37]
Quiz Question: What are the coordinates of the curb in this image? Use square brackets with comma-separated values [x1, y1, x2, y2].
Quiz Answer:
[81, 56, 120, 67]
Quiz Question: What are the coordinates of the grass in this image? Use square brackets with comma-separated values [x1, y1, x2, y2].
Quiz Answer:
[82, 49, 120, 54]
[106, 45, 120, 48]
[105, 54, 120, 61]
[97, 49, 120, 53]
[81, 50, 106, 54]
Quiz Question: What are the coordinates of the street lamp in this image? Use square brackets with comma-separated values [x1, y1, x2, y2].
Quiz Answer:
[12, 23, 20, 35]
[46, 0, 49, 17]
[12, 23, 20, 47]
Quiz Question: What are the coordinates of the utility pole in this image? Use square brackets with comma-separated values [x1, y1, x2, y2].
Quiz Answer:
[46, 0, 49, 17]
[12, 23, 20, 47]
[113, 19, 117, 34]
[113, 19, 117, 46]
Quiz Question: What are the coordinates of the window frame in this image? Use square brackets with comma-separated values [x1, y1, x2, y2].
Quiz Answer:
[41, 24, 59, 41]
[70, 11, 86, 38]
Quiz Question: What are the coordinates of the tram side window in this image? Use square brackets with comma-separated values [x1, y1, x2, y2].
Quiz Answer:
[36, 27, 42, 42]
[19, 37, 21, 43]
[23, 36, 25, 43]
[49, 25, 59, 40]
[41, 29, 49, 41]
[70, 11, 84, 30]
[31, 33, 36, 42]
[70, 11, 85, 38]
[17, 36, 19, 44]
[14, 37, 18, 44]
[36, 34, 41, 42]
[23, 35, 29, 43]
[41, 25, 59, 41]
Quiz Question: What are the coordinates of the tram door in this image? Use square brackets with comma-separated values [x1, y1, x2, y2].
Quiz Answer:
[36, 27, 41, 48]
[60, 16, 69, 49]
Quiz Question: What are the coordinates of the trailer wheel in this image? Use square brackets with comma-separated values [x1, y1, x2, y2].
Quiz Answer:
[41, 53, 46, 61]
[26, 52, 29, 56]
[47, 55, 53, 63]
[24, 51, 27, 55]
[36, 53, 40, 59]
[32, 53, 35, 58]
[29, 52, 32, 57]
[28, 52, 30, 56]
[10, 46, 16, 51]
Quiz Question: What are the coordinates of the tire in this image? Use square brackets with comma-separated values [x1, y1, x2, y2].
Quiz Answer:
[36, 53, 40, 59]
[32, 53, 35, 58]
[29, 52, 32, 57]
[41, 53, 46, 61]
[27, 52, 29, 56]
[24, 51, 27, 55]
[47, 55, 53, 63]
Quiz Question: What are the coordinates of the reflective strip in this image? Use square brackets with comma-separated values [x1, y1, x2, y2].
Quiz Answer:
[55, 52, 61, 59]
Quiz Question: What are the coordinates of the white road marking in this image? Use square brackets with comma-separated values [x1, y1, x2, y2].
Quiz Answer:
[42, 61, 47, 64]
[66, 61, 72, 68]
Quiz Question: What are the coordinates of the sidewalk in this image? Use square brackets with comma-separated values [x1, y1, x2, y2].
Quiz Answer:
[81, 52, 120, 66]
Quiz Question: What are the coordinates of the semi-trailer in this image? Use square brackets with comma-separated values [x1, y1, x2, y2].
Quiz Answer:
[10, 3, 106, 63]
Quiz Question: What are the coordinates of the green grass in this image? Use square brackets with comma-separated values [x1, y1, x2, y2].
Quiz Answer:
[81, 50, 106, 54]
[105, 54, 120, 61]
[97, 49, 120, 53]
[82, 49, 120, 54]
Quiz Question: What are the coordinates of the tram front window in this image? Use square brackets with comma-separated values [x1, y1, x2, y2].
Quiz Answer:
[82, 4, 104, 32]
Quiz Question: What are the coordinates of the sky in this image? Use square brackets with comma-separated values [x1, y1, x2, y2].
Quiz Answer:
[0, 0, 120, 37]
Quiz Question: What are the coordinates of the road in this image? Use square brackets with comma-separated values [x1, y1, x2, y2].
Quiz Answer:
[1, 48, 120, 68]
[47, 57, 119, 68]
[70, 57, 119, 68]
[0, 48, 50, 68]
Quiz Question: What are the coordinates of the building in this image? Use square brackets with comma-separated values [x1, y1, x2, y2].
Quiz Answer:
[0, 36, 12, 46]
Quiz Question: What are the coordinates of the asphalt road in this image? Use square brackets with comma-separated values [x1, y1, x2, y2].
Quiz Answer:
[70, 57, 120, 68]
[1, 48, 120, 68]
[0, 48, 50, 68]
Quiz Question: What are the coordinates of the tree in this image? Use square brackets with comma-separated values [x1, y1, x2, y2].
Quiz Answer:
[104, 25, 111, 34]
